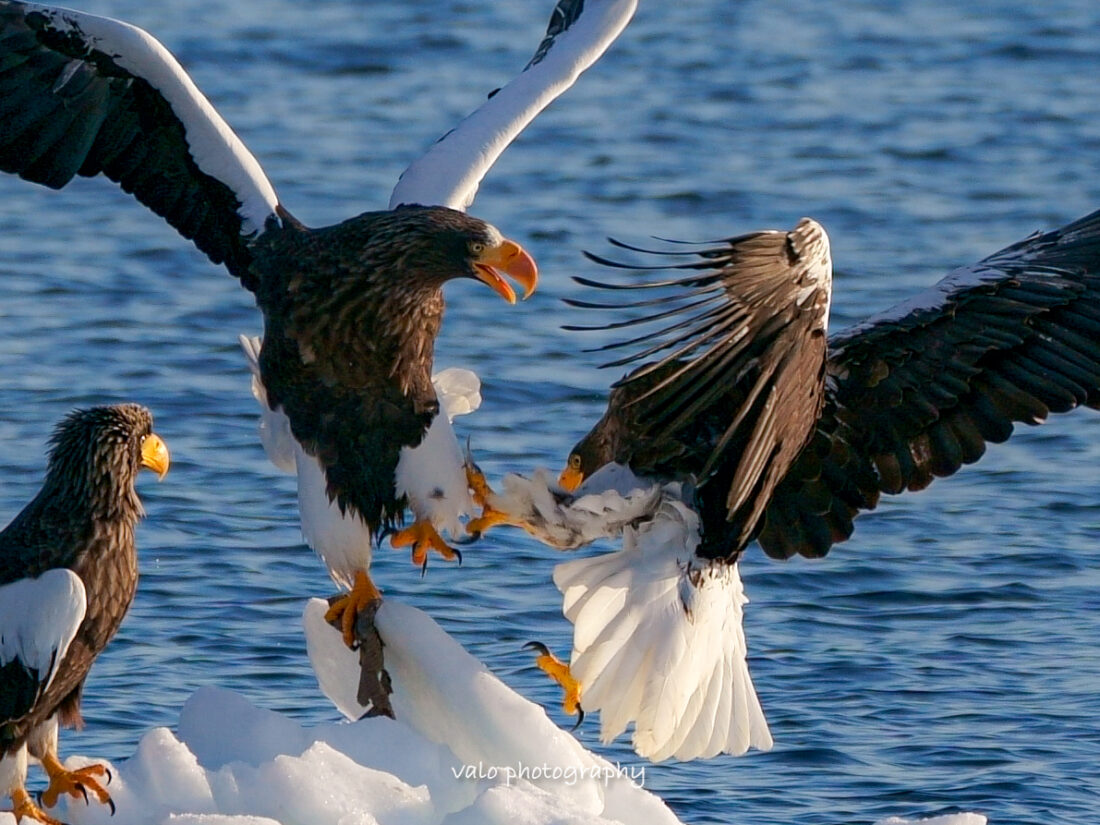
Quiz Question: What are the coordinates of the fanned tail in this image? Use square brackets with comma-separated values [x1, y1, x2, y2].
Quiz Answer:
[553, 499, 773, 761]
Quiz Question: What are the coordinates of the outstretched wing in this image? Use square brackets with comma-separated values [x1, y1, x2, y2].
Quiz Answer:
[759, 208, 1100, 560]
[389, 0, 636, 211]
[569, 219, 833, 553]
[0, 1, 280, 286]
[0, 568, 86, 728]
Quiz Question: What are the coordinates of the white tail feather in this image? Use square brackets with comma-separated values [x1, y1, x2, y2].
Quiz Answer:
[553, 499, 773, 762]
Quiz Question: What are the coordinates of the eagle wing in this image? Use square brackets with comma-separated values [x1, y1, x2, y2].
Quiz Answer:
[0, 568, 86, 730]
[568, 219, 833, 553]
[389, 0, 637, 211]
[759, 208, 1100, 559]
[0, 0, 280, 286]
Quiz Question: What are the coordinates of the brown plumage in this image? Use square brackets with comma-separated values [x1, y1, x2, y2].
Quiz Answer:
[563, 209, 1100, 564]
[0, 2, 538, 558]
[0, 404, 168, 823]
[563, 218, 832, 561]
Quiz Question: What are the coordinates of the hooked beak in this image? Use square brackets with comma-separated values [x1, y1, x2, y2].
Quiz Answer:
[558, 466, 584, 493]
[141, 433, 170, 480]
[473, 239, 538, 304]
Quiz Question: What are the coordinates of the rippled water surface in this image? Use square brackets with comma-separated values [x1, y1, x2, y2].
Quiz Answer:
[1, 1, 1099, 823]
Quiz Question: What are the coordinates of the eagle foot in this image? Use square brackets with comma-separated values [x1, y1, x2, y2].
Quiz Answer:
[466, 507, 522, 538]
[464, 460, 494, 509]
[464, 462, 520, 537]
[389, 520, 461, 573]
[525, 642, 585, 730]
[324, 570, 383, 648]
[11, 785, 67, 825]
[39, 754, 114, 814]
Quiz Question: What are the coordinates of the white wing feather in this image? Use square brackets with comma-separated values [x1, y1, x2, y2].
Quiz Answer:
[239, 334, 296, 474]
[0, 569, 87, 699]
[389, 0, 637, 211]
[24, 2, 280, 234]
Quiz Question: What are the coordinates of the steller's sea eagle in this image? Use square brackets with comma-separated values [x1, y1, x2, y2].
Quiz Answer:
[0, 0, 637, 645]
[470, 209, 1100, 761]
[0, 404, 168, 824]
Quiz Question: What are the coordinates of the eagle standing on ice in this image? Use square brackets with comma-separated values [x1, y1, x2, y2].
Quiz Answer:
[0, 404, 169, 824]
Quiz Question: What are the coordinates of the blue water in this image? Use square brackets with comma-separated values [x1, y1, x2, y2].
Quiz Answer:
[1, 1, 1099, 823]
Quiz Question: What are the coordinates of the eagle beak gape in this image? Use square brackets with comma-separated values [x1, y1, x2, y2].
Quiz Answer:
[472, 238, 539, 304]
[141, 433, 170, 480]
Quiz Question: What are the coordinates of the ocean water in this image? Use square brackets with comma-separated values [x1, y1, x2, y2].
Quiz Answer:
[0, 1, 1098, 823]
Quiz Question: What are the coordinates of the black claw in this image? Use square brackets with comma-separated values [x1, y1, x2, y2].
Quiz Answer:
[452, 546, 463, 566]
[420, 557, 429, 578]
[572, 706, 586, 731]
[105, 766, 113, 785]
[75, 781, 89, 805]
[108, 795, 117, 816]
[523, 641, 551, 657]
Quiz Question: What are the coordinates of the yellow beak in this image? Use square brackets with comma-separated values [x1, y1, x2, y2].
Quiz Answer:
[558, 466, 584, 493]
[473, 239, 539, 304]
[141, 433, 170, 480]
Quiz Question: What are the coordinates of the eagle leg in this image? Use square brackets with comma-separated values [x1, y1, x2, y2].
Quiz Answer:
[38, 752, 114, 815]
[464, 463, 518, 537]
[389, 521, 460, 571]
[524, 642, 585, 730]
[10, 785, 67, 825]
[324, 570, 384, 648]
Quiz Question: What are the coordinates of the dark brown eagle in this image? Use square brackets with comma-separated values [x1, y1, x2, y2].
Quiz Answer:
[563, 209, 1100, 562]
[0, 0, 548, 645]
[0, 404, 169, 824]
[471, 209, 1100, 761]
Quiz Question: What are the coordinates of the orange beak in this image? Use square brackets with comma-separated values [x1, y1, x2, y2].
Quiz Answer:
[558, 466, 584, 493]
[141, 433, 170, 480]
[473, 239, 539, 304]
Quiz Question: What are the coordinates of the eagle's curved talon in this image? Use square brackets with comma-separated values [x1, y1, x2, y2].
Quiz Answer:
[39, 755, 113, 813]
[525, 641, 584, 726]
[391, 520, 460, 570]
[571, 706, 586, 731]
[108, 795, 117, 816]
[324, 570, 383, 648]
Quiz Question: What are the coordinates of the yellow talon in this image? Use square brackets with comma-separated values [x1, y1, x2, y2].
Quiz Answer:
[466, 508, 521, 536]
[465, 461, 494, 510]
[324, 570, 383, 647]
[525, 642, 584, 728]
[390, 520, 460, 570]
[10, 786, 65, 825]
[36, 751, 115, 816]
[464, 461, 519, 537]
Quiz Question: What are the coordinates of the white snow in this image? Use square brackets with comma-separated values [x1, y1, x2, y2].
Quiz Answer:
[1, 598, 989, 825]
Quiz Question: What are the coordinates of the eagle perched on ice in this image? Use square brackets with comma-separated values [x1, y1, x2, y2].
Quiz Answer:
[0, 404, 169, 825]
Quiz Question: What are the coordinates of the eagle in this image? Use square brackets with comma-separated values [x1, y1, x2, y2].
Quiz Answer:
[0, 404, 169, 825]
[471, 209, 1100, 761]
[0, 0, 637, 645]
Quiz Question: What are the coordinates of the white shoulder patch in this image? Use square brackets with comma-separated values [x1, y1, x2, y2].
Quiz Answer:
[0, 568, 87, 698]
[28, 3, 280, 235]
